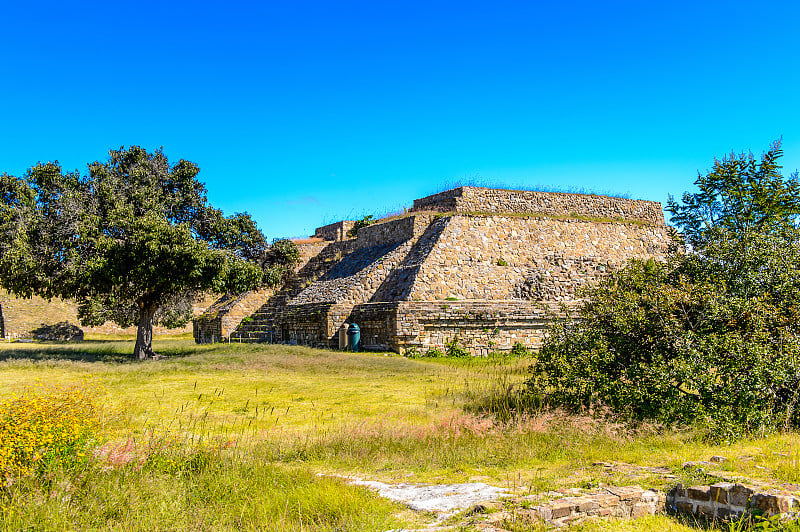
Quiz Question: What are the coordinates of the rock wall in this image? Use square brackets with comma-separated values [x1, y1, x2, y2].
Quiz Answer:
[349, 300, 566, 354]
[412, 186, 664, 225]
[353, 214, 431, 249]
[667, 483, 800, 520]
[314, 221, 354, 242]
[407, 214, 670, 301]
[521, 486, 661, 528]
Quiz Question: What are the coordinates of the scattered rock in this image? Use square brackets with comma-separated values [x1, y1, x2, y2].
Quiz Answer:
[465, 504, 488, 516]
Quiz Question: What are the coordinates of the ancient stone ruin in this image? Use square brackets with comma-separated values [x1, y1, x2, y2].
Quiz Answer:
[194, 186, 671, 354]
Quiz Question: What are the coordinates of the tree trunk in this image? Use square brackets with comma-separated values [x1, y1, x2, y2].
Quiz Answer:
[133, 303, 158, 360]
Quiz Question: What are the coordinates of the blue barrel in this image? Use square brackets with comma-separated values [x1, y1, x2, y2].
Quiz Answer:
[346, 323, 361, 352]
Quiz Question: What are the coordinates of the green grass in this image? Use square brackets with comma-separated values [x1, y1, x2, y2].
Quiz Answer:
[3, 455, 409, 531]
[2, 337, 800, 530]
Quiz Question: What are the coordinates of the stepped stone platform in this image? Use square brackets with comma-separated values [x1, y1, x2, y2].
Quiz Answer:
[194, 186, 671, 354]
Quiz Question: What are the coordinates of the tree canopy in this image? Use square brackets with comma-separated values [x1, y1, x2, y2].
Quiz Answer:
[666, 139, 800, 250]
[528, 142, 800, 439]
[0, 146, 297, 359]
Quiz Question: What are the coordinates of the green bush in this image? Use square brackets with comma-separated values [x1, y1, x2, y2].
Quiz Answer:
[346, 215, 374, 237]
[509, 342, 529, 357]
[527, 143, 800, 440]
[529, 251, 800, 440]
[445, 337, 469, 358]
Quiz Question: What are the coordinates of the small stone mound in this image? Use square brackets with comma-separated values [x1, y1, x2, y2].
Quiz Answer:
[31, 321, 84, 341]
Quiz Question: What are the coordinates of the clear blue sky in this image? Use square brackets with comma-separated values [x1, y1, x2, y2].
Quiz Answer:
[2, 0, 799, 238]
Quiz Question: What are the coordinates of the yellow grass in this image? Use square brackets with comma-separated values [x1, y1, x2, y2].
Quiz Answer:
[2, 337, 800, 530]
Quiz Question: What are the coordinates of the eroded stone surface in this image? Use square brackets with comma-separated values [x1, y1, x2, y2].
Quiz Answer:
[349, 479, 508, 515]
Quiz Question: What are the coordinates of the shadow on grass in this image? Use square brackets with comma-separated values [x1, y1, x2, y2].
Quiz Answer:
[0, 340, 204, 363]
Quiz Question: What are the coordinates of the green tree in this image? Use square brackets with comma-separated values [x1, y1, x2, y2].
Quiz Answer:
[666, 139, 800, 250]
[528, 142, 800, 439]
[0, 146, 290, 359]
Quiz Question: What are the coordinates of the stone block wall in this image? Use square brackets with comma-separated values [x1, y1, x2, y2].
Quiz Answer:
[407, 214, 670, 302]
[524, 486, 661, 528]
[314, 221, 355, 241]
[354, 214, 432, 249]
[349, 300, 567, 354]
[411, 186, 665, 225]
[667, 483, 800, 520]
[275, 302, 336, 347]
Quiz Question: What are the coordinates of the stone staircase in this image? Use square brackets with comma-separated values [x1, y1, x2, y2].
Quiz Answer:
[228, 240, 354, 342]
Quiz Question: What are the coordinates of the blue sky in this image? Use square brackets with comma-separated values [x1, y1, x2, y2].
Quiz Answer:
[2, 0, 798, 238]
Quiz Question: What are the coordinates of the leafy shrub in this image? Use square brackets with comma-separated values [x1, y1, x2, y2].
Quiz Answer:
[346, 215, 374, 237]
[403, 346, 421, 358]
[496, 258, 508, 266]
[423, 348, 445, 358]
[0, 383, 104, 481]
[527, 143, 800, 440]
[529, 251, 800, 440]
[509, 342, 529, 357]
[445, 337, 469, 358]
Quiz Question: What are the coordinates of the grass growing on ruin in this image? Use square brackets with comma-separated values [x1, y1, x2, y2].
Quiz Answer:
[2, 338, 800, 530]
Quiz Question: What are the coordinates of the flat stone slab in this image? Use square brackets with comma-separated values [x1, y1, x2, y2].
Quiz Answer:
[349, 479, 508, 514]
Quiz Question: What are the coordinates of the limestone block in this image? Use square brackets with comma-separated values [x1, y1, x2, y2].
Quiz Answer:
[729, 484, 754, 506]
[687, 486, 711, 502]
[710, 482, 735, 504]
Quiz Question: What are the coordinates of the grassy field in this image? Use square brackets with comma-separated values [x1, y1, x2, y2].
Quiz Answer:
[1, 337, 799, 531]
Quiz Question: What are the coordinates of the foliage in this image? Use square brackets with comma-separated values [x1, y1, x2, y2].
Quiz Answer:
[0, 382, 103, 482]
[0, 146, 278, 359]
[445, 337, 470, 358]
[530, 254, 800, 438]
[666, 139, 800, 251]
[726, 513, 800, 531]
[509, 342, 529, 357]
[346, 215, 374, 237]
[529, 143, 800, 440]
[402, 346, 421, 358]
[497, 258, 508, 266]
